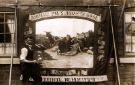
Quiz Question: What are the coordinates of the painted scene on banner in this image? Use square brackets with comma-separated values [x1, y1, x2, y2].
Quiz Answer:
[35, 18, 94, 69]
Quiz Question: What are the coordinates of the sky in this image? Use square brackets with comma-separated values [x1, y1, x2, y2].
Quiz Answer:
[36, 18, 94, 37]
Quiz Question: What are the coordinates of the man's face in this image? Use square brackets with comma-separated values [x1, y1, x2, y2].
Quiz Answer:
[25, 38, 34, 45]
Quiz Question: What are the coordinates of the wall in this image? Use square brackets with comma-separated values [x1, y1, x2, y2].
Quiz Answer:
[0, 65, 21, 85]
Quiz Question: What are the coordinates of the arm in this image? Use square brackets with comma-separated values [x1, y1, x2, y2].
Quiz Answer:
[77, 43, 82, 52]
[20, 48, 37, 63]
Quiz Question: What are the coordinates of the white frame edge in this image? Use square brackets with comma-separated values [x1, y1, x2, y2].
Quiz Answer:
[0, 57, 135, 64]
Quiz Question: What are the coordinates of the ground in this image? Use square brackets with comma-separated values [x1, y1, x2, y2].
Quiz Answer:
[41, 46, 93, 68]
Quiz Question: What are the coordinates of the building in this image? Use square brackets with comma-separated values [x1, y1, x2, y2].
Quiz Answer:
[0, 0, 134, 85]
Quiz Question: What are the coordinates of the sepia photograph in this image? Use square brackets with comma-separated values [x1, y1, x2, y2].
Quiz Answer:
[0, 0, 134, 85]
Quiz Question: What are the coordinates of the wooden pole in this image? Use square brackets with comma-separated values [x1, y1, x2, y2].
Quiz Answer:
[8, 4, 119, 7]
[108, 6, 121, 85]
[117, 0, 127, 28]
[8, 4, 17, 85]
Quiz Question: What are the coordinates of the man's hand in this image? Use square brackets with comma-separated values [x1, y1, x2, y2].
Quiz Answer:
[36, 57, 43, 64]
[33, 60, 37, 64]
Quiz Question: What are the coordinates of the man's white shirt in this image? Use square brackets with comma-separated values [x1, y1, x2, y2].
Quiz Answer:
[20, 48, 28, 60]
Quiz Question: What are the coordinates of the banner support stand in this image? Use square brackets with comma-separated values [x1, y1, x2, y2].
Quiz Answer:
[8, 0, 18, 85]
[108, 6, 121, 85]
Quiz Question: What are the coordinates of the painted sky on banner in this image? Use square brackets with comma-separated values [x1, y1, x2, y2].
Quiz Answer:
[36, 18, 94, 37]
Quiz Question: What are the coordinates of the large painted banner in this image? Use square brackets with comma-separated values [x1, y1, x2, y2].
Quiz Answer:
[24, 7, 111, 82]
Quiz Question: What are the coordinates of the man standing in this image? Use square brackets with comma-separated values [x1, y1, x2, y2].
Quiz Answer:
[20, 36, 42, 85]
